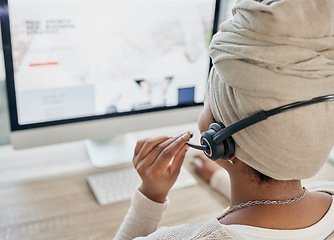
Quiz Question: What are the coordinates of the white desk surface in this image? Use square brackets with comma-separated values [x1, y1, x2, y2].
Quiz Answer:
[1, 123, 333, 240]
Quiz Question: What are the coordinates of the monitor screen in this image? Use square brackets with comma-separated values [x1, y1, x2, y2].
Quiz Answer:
[1, 0, 220, 166]
[3, 0, 216, 125]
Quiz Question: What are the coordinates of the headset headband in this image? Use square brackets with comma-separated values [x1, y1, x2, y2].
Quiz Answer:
[213, 94, 334, 143]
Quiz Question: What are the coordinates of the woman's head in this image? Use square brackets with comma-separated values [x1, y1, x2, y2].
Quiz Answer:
[205, 0, 334, 180]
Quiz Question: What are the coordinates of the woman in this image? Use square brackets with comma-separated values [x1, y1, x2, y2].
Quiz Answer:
[115, 0, 334, 239]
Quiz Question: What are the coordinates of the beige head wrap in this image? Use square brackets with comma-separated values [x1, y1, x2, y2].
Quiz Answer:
[209, 0, 334, 180]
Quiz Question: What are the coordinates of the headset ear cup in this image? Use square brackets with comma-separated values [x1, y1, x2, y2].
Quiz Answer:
[222, 137, 235, 160]
[208, 122, 236, 160]
[209, 122, 224, 132]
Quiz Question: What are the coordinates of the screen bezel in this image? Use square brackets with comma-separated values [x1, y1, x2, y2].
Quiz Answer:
[1, 0, 220, 132]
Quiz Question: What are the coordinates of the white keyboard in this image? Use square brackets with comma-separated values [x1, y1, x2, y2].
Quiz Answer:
[87, 166, 197, 206]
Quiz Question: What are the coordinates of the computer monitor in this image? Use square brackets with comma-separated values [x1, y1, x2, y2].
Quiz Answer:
[1, 0, 223, 167]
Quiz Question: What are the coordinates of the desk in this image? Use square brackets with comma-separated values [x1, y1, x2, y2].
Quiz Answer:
[1, 126, 334, 240]
[0, 124, 230, 240]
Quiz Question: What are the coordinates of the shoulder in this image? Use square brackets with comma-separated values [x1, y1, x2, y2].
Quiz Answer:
[135, 218, 233, 240]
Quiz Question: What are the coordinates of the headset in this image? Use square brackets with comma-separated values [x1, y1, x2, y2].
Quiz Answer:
[186, 94, 334, 161]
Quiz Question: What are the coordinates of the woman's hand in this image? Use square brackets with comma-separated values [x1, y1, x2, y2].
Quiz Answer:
[133, 132, 191, 203]
[192, 153, 221, 183]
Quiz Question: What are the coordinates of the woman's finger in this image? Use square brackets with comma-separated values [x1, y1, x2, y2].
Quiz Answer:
[169, 143, 189, 174]
[133, 138, 149, 167]
[134, 136, 170, 165]
[139, 135, 183, 167]
[152, 132, 190, 172]
[136, 131, 191, 167]
[134, 138, 149, 154]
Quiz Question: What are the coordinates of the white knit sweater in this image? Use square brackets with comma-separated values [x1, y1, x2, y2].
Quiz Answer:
[114, 170, 334, 240]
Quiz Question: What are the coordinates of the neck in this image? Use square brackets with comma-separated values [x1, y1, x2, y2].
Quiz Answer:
[227, 163, 304, 207]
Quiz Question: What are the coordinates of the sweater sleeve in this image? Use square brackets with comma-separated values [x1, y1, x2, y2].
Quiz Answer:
[209, 169, 231, 200]
[114, 189, 169, 240]
[305, 180, 334, 195]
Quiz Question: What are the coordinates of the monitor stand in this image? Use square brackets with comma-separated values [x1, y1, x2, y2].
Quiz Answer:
[85, 133, 137, 168]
